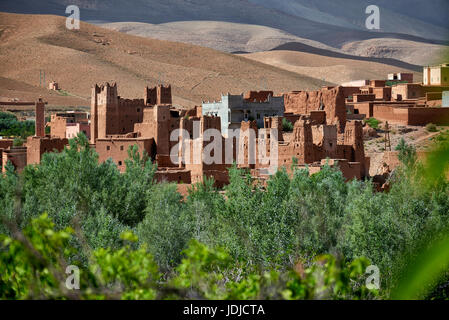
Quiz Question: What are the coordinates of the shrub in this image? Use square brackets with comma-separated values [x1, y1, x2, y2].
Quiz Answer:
[282, 118, 294, 132]
[365, 118, 381, 129]
[13, 137, 24, 147]
[426, 123, 438, 133]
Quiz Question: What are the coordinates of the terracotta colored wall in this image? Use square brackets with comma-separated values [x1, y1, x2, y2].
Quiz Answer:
[373, 87, 392, 101]
[154, 169, 191, 184]
[91, 83, 145, 143]
[2, 147, 27, 173]
[26, 137, 68, 165]
[35, 100, 45, 137]
[354, 94, 376, 103]
[407, 108, 449, 125]
[370, 80, 386, 88]
[324, 159, 361, 181]
[284, 86, 346, 132]
[354, 102, 373, 118]
[0, 140, 13, 149]
[96, 138, 154, 172]
[342, 87, 361, 99]
[49, 115, 67, 138]
[144, 85, 172, 105]
[426, 92, 443, 101]
[372, 106, 409, 125]
[244, 91, 274, 102]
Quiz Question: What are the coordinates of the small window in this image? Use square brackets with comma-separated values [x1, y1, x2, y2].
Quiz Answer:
[118, 161, 122, 166]
[107, 146, 110, 151]
[120, 146, 124, 151]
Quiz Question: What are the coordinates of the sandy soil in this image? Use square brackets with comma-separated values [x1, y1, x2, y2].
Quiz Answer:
[365, 123, 448, 175]
[239, 50, 422, 85]
[0, 12, 331, 109]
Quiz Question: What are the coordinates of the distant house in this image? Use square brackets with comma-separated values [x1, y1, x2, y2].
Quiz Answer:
[387, 73, 414, 83]
[48, 81, 59, 91]
[423, 64, 449, 86]
[201, 91, 284, 136]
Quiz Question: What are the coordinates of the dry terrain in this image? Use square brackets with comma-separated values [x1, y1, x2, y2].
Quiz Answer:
[0, 77, 89, 107]
[100, 21, 449, 66]
[99, 21, 344, 54]
[365, 123, 448, 175]
[341, 38, 449, 66]
[0, 12, 331, 108]
[239, 50, 422, 85]
[2, 0, 447, 67]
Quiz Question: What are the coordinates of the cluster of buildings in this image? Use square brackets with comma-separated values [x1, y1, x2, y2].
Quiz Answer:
[344, 64, 449, 126]
[1, 64, 448, 191]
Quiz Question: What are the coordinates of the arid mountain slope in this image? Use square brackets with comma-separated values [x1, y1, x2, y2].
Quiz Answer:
[0, 12, 331, 107]
[239, 50, 422, 85]
[99, 21, 340, 54]
[2, 1, 447, 67]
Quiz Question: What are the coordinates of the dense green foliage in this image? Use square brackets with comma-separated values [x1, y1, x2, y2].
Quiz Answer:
[282, 118, 294, 132]
[0, 214, 374, 300]
[0, 133, 448, 299]
[364, 118, 382, 129]
[0, 112, 35, 138]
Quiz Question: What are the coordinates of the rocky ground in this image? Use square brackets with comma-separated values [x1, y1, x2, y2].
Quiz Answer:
[365, 121, 449, 176]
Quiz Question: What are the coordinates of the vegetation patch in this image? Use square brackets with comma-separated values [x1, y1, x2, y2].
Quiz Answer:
[364, 118, 381, 129]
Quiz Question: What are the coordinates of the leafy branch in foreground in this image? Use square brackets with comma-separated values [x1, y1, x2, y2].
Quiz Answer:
[0, 214, 374, 300]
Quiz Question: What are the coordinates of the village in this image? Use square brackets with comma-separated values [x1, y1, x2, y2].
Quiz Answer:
[1, 63, 449, 193]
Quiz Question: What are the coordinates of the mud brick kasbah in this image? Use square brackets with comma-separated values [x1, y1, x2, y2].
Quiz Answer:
[2, 66, 448, 191]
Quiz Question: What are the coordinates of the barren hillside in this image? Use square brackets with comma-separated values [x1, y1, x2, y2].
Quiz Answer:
[2, 0, 447, 67]
[0, 12, 330, 107]
[239, 50, 422, 85]
[99, 21, 342, 54]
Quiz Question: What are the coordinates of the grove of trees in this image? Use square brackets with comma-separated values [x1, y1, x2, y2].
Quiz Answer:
[0, 133, 448, 300]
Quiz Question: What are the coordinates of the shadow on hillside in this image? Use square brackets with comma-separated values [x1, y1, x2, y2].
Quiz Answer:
[271, 42, 423, 72]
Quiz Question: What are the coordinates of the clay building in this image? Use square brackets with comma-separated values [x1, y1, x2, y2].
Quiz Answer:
[89, 82, 373, 188]
[284, 86, 347, 133]
[90, 83, 229, 187]
[202, 91, 284, 136]
[388, 73, 414, 83]
[48, 81, 59, 91]
[26, 99, 68, 165]
[0, 139, 14, 172]
[391, 83, 424, 101]
[2, 147, 27, 173]
[343, 67, 449, 126]
[1, 99, 68, 172]
[91, 83, 145, 144]
[424, 64, 449, 86]
[96, 136, 155, 172]
[49, 111, 90, 139]
[237, 115, 368, 181]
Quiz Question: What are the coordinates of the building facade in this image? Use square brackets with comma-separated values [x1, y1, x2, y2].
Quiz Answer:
[202, 91, 284, 136]
[424, 64, 449, 86]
